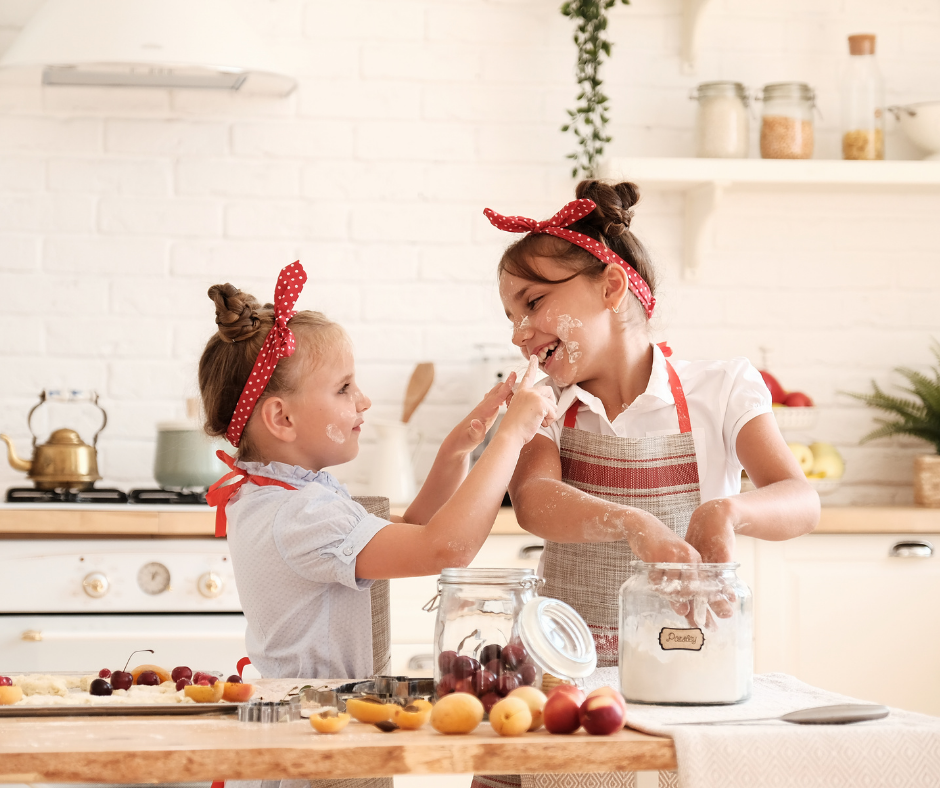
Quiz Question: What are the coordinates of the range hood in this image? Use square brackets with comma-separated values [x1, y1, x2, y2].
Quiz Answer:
[0, 0, 296, 95]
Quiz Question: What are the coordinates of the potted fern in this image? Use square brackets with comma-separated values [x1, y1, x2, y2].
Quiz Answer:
[845, 341, 940, 507]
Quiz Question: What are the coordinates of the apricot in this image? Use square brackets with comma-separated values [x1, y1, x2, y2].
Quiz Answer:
[393, 699, 432, 730]
[0, 686, 24, 705]
[489, 696, 532, 737]
[430, 692, 484, 735]
[222, 682, 255, 703]
[310, 710, 351, 734]
[183, 681, 224, 703]
[508, 686, 547, 731]
[346, 697, 394, 724]
[131, 664, 172, 684]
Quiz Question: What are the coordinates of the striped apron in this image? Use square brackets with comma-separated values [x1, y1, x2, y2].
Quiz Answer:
[474, 347, 701, 788]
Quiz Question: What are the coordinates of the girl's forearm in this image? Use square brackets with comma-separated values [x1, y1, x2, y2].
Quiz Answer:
[402, 434, 470, 525]
[729, 478, 820, 540]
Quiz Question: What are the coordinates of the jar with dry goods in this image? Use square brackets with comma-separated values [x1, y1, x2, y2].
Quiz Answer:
[430, 568, 596, 714]
[690, 81, 749, 159]
[619, 561, 753, 705]
[759, 82, 815, 159]
[841, 34, 885, 160]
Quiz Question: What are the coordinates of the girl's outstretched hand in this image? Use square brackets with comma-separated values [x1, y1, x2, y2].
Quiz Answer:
[499, 355, 557, 446]
[448, 374, 516, 456]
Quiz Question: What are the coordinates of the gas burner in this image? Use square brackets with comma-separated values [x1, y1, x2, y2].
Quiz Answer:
[128, 489, 207, 505]
[5, 487, 128, 504]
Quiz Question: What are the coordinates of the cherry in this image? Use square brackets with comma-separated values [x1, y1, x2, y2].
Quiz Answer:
[171, 666, 192, 682]
[485, 658, 502, 676]
[480, 643, 502, 666]
[454, 677, 474, 694]
[226, 675, 242, 684]
[197, 678, 210, 686]
[136, 670, 160, 686]
[98, 668, 111, 679]
[192, 671, 217, 685]
[438, 650, 458, 674]
[89, 678, 112, 696]
[520, 663, 537, 686]
[480, 691, 501, 714]
[175, 678, 192, 691]
[452, 655, 474, 679]
[472, 669, 497, 696]
[0, 676, 12, 687]
[501, 643, 527, 670]
[111, 671, 133, 691]
[497, 672, 520, 696]
[436, 673, 456, 697]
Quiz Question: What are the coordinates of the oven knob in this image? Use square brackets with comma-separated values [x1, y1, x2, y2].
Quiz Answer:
[82, 571, 109, 598]
[197, 572, 223, 599]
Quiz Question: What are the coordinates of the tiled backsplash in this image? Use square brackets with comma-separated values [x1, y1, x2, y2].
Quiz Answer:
[1, 0, 939, 505]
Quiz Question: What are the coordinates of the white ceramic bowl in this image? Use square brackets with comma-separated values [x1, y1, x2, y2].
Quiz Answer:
[891, 101, 940, 159]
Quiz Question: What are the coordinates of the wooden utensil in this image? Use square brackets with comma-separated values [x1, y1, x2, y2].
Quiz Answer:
[402, 363, 434, 423]
[673, 703, 889, 726]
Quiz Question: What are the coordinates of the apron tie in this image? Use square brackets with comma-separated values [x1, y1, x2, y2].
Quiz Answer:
[206, 450, 297, 537]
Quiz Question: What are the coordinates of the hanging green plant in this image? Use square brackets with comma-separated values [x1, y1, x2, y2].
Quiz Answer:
[560, 0, 630, 179]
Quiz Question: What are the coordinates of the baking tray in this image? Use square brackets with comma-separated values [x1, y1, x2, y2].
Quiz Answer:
[0, 702, 240, 718]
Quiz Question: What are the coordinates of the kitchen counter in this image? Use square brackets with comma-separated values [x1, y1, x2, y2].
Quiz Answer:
[0, 504, 938, 536]
[0, 715, 675, 782]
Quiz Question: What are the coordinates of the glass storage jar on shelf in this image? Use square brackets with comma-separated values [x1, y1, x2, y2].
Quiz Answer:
[690, 81, 750, 158]
[841, 34, 885, 160]
[758, 82, 816, 159]
[430, 568, 596, 713]
[619, 561, 753, 705]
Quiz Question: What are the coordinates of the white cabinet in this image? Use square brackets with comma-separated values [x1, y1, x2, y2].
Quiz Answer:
[747, 532, 940, 716]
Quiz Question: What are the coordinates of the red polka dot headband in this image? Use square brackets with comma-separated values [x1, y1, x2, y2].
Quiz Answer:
[483, 198, 655, 320]
[225, 261, 307, 448]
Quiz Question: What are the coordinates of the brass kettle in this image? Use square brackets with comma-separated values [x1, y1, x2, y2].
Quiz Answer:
[0, 391, 107, 491]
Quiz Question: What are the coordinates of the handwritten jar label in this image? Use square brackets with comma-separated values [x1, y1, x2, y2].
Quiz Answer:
[659, 627, 705, 651]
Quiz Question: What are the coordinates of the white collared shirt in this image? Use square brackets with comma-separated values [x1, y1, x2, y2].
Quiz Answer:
[536, 344, 772, 502]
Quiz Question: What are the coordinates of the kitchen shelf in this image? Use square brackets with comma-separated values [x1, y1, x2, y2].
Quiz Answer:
[602, 157, 940, 279]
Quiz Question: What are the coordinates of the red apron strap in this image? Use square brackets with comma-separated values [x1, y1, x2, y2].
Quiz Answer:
[563, 401, 580, 429]
[206, 450, 297, 538]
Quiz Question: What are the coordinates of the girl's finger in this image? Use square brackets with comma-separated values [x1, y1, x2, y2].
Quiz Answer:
[517, 355, 539, 391]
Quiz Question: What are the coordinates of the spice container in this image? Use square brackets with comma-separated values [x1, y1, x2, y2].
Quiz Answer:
[619, 562, 752, 705]
[759, 82, 816, 159]
[690, 81, 750, 158]
[431, 568, 595, 712]
[841, 34, 885, 160]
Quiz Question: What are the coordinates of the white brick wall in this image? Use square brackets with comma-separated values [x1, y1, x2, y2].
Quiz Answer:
[1, 0, 939, 507]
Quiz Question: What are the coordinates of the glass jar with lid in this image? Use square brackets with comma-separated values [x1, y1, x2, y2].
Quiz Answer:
[619, 562, 752, 705]
[430, 568, 596, 712]
[841, 34, 885, 160]
[690, 81, 750, 158]
[758, 82, 816, 159]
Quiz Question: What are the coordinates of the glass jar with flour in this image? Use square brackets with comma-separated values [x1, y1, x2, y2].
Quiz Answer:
[619, 562, 752, 705]
[691, 81, 750, 158]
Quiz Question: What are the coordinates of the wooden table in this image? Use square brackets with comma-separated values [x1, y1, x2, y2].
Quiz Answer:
[0, 715, 675, 783]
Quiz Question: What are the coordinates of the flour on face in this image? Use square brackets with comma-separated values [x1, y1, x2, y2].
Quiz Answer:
[326, 424, 345, 443]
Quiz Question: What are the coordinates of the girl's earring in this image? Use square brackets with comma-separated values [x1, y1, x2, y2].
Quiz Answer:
[611, 306, 619, 314]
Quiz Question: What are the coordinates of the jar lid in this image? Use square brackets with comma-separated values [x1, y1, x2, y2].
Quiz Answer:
[760, 82, 815, 102]
[848, 33, 875, 56]
[439, 567, 537, 586]
[691, 81, 748, 101]
[518, 597, 597, 680]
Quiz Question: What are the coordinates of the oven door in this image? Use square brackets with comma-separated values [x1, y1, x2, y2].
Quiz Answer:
[0, 613, 250, 675]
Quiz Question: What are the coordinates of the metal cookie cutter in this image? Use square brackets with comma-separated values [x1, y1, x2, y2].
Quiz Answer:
[300, 676, 435, 713]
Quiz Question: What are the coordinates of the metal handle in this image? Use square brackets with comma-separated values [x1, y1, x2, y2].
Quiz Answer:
[407, 654, 434, 671]
[889, 540, 934, 558]
[21, 629, 42, 642]
[519, 544, 544, 560]
[27, 390, 107, 448]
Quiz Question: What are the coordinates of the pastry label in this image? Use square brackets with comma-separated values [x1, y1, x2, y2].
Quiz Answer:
[659, 627, 705, 651]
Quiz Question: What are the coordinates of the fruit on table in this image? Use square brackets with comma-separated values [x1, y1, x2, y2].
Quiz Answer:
[131, 664, 171, 684]
[222, 681, 255, 703]
[0, 676, 11, 686]
[89, 678, 113, 696]
[783, 391, 813, 407]
[98, 668, 111, 679]
[579, 688, 626, 735]
[543, 685, 585, 734]
[192, 671, 218, 686]
[489, 696, 533, 737]
[393, 699, 432, 730]
[0, 681, 24, 705]
[346, 697, 395, 724]
[136, 670, 161, 686]
[430, 692, 484, 735]
[809, 441, 845, 479]
[787, 442, 814, 474]
[226, 674, 242, 683]
[184, 681, 224, 703]
[760, 371, 787, 405]
[507, 686, 547, 731]
[111, 671, 134, 691]
[171, 666, 193, 682]
[310, 710, 351, 734]
[175, 678, 192, 691]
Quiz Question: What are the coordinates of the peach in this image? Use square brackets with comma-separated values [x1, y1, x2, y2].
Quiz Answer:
[508, 686, 547, 731]
[310, 710, 350, 734]
[130, 664, 171, 684]
[579, 694, 625, 735]
[183, 681, 224, 703]
[430, 692, 484, 735]
[222, 682, 255, 703]
[393, 699, 432, 730]
[587, 687, 626, 717]
[543, 686, 584, 734]
[346, 697, 394, 724]
[489, 696, 533, 737]
[0, 686, 24, 705]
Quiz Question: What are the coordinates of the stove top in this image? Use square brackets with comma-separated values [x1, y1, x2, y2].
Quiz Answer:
[128, 489, 207, 505]
[4, 488, 207, 505]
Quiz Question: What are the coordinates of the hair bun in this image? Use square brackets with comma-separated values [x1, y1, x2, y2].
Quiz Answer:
[208, 283, 264, 343]
[574, 179, 640, 237]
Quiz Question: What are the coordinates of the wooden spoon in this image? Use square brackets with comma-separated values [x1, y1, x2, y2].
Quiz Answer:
[402, 363, 434, 423]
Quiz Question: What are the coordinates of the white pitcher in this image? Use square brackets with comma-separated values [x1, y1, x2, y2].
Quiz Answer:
[369, 419, 416, 505]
